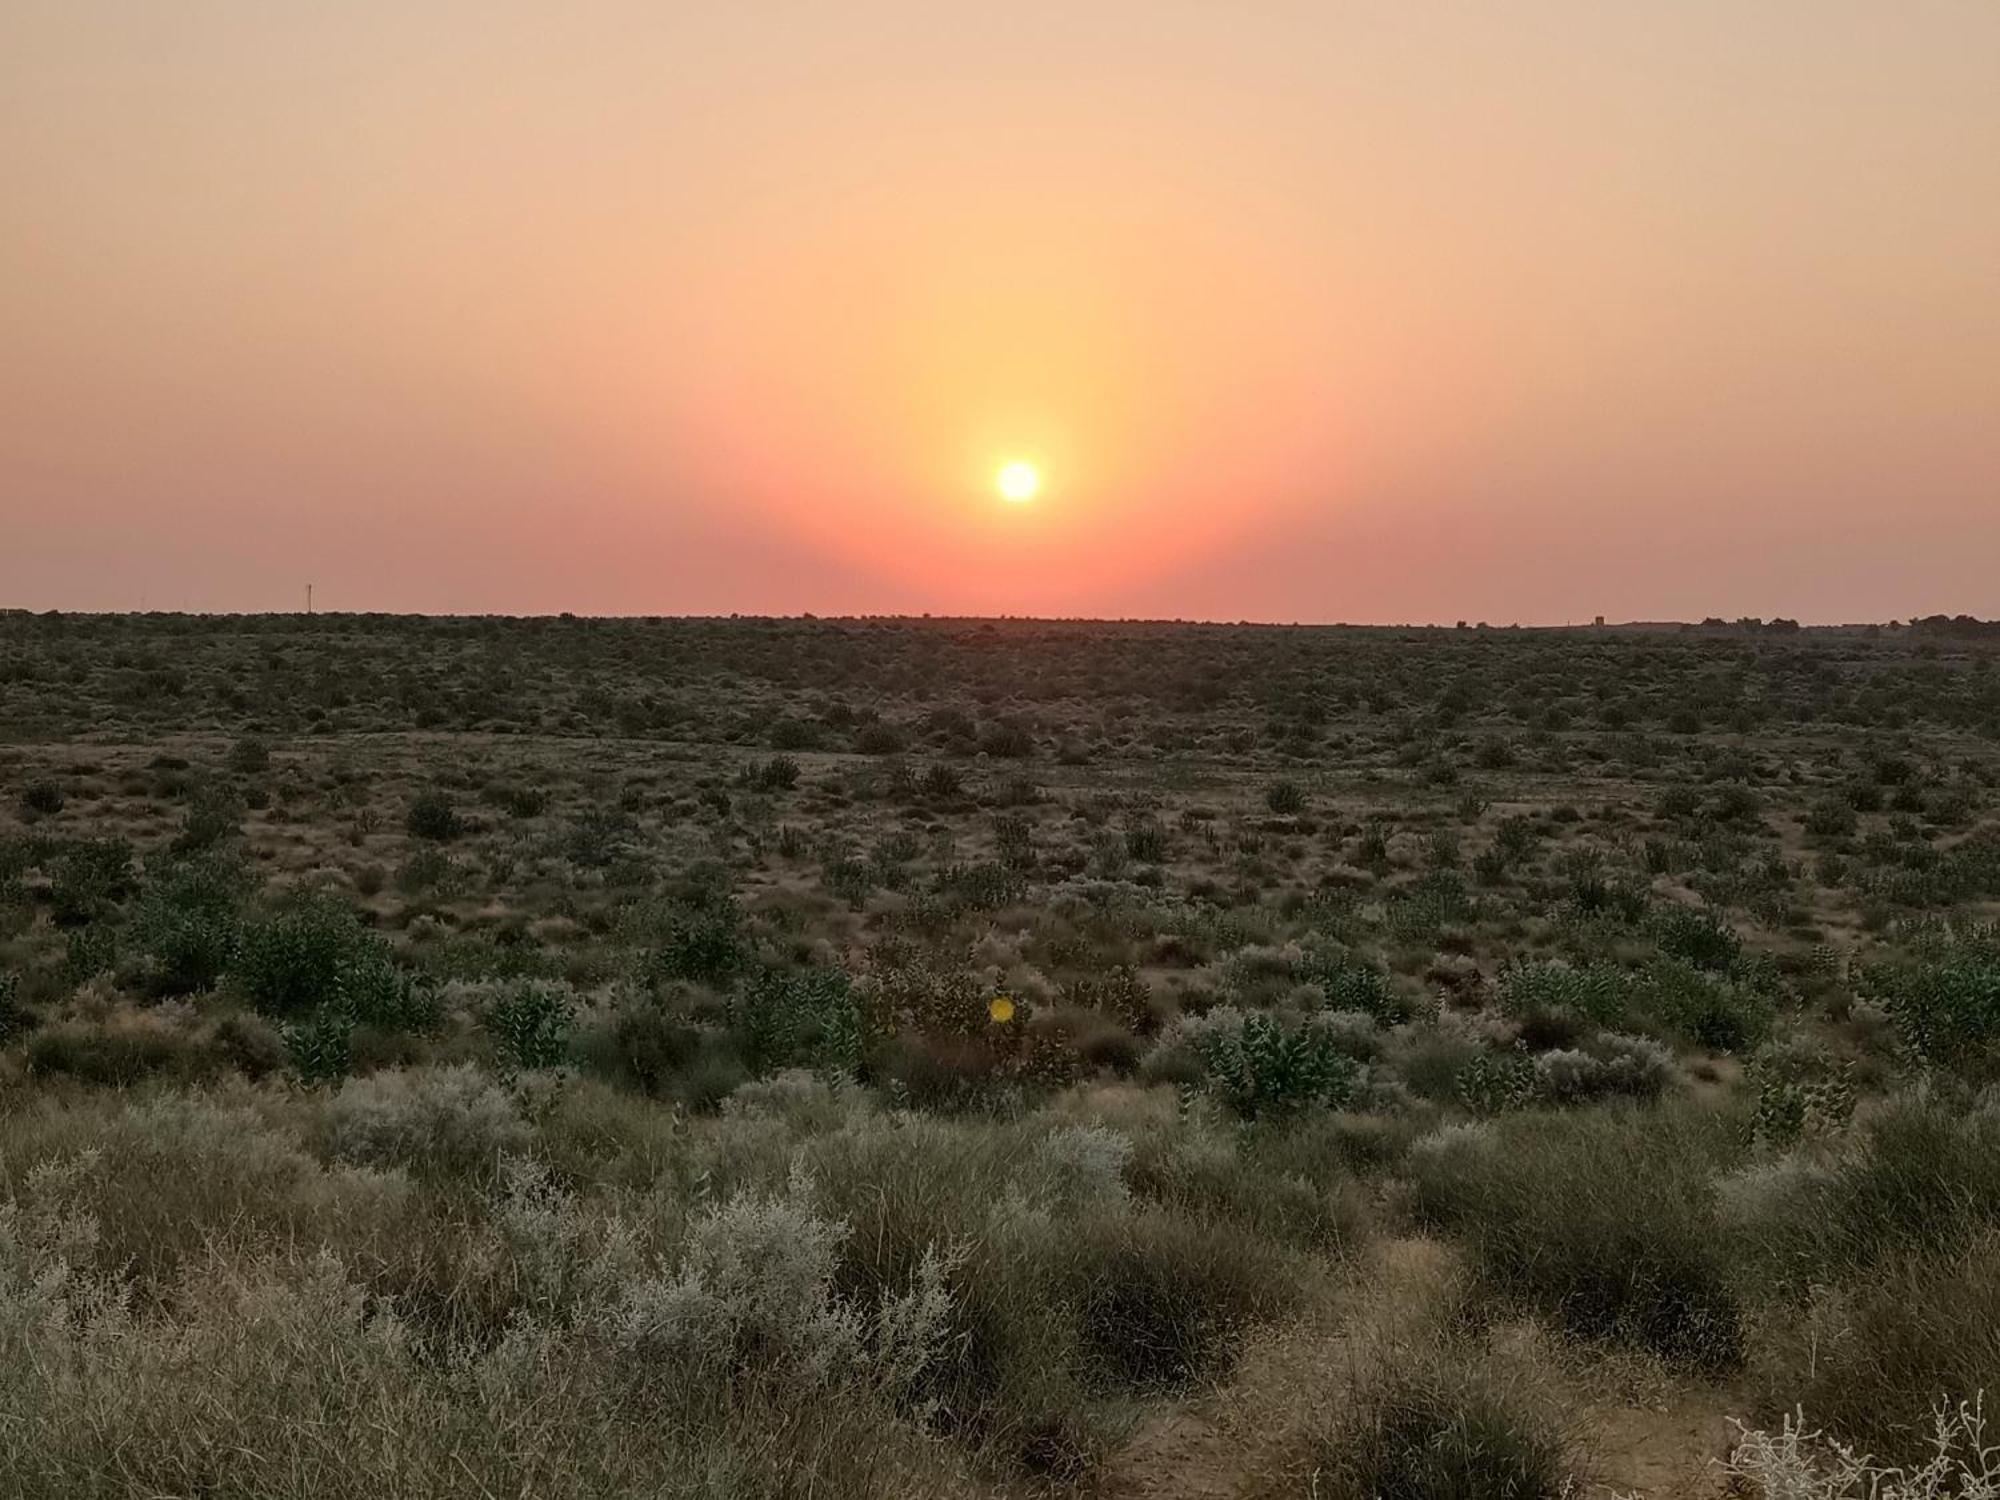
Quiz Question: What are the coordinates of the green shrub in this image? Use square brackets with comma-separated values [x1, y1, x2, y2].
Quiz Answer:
[1749, 1239, 2000, 1462]
[62, 923, 117, 983]
[227, 734, 272, 773]
[1282, 1355, 1572, 1500]
[1303, 948, 1406, 1022]
[1266, 780, 1307, 815]
[484, 981, 576, 1070]
[1498, 961, 1629, 1029]
[1653, 905, 1742, 971]
[1860, 934, 2000, 1074]
[48, 838, 135, 926]
[405, 789, 463, 841]
[1631, 959, 1774, 1051]
[134, 854, 254, 996]
[237, 897, 367, 1015]
[283, 1003, 355, 1083]
[1073, 1210, 1289, 1390]
[18, 777, 64, 818]
[1410, 1106, 1744, 1370]
[1455, 1051, 1535, 1115]
[645, 903, 748, 986]
[1167, 1008, 1360, 1118]
[1727, 1094, 2000, 1293]
[169, 785, 243, 855]
[748, 755, 800, 792]
[732, 966, 862, 1076]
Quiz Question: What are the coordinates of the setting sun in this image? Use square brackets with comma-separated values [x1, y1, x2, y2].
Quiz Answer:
[996, 461, 1041, 503]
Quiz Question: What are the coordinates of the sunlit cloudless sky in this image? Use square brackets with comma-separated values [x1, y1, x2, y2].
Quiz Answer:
[4, 1, 1996, 620]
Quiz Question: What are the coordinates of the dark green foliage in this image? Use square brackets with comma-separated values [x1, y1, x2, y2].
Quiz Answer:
[227, 734, 272, 773]
[1387, 871, 1476, 939]
[1305, 1363, 1571, 1500]
[645, 901, 748, 986]
[484, 981, 576, 1070]
[1859, 930, 2000, 1074]
[235, 895, 427, 1027]
[1124, 820, 1168, 864]
[1181, 1011, 1360, 1117]
[0, 970, 17, 1042]
[1498, 961, 1628, 1028]
[405, 789, 464, 841]
[1652, 906, 1742, 971]
[1265, 780, 1306, 815]
[48, 838, 136, 926]
[284, 1003, 355, 1083]
[63, 923, 117, 983]
[169, 785, 243, 855]
[747, 754, 801, 791]
[733, 966, 862, 1076]
[135, 854, 254, 996]
[1302, 948, 1405, 1022]
[1455, 1050, 1535, 1115]
[236, 898, 365, 1015]
[1631, 960, 1774, 1051]
[19, 777, 65, 818]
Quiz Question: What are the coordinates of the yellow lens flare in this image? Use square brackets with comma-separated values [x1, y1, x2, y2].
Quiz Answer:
[995, 461, 1040, 503]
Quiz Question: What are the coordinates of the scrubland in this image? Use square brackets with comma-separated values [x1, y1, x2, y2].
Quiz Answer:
[3, 612, 1998, 1497]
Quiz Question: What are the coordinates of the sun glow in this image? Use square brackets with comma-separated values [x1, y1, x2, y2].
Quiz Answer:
[995, 461, 1040, 503]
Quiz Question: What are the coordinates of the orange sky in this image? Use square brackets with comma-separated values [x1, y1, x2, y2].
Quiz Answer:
[3, 2, 1997, 621]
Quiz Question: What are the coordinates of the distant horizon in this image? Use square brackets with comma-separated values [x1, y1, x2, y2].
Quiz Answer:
[4, 604, 1986, 634]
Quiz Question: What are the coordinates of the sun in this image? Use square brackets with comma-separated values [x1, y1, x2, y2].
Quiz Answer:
[995, 460, 1040, 503]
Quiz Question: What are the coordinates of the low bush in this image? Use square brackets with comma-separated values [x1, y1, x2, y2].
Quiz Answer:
[134, 853, 254, 996]
[26, 1010, 198, 1086]
[1162, 1007, 1361, 1117]
[321, 1064, 531, 1176]
[1630, 959, 1774, 1051]
[48, 839, 135, 926]
[1409, 1105, 1745, 1370]
[405, 789, 464, 841]
[1276, 1354, 1573, 1500]
[1748, 1239, 2000, 1461]
[732, 965, 862, 1076]
[484, 981, 577, 1071]
[1725, 1392, 2000, 1497]
[17, 778, 64, 818]
[1073, 1209, 1289, 1390]
[1266, 780, 1307, 815]
[1530, 1034, 1675, 1106]
[1859, 931, 2000, 1075]
[1725, 1093, 2000, 1292]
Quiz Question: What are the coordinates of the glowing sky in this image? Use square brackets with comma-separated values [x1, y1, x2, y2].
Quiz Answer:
[4, 2, 1996, 621]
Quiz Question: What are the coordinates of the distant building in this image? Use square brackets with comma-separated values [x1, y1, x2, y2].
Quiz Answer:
[1594, 615, 1605, 628]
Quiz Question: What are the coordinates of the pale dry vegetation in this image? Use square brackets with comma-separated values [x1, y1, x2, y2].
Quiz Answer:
[3, 612, 1998, 1496]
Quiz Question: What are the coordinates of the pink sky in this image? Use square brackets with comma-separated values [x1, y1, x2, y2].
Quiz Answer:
[3, 2, 1996, 622]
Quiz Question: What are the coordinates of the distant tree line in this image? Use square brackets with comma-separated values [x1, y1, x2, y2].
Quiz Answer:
[1908, 614, 2000, 640]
